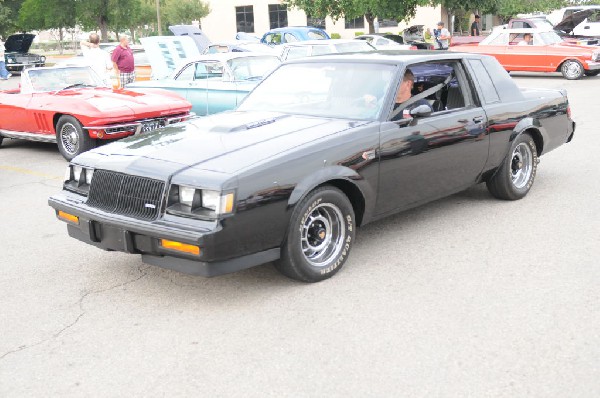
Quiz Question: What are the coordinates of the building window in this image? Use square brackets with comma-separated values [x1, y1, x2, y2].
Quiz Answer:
[377, 17, 398, 28]
[345, 16, 365, 29]
[236, 5, 254, 33]
[307, 16, 326, 30]
[269, 4, 288, 29]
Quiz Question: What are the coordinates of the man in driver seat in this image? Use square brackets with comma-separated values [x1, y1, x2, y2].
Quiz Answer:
[393, 68, 433, 119]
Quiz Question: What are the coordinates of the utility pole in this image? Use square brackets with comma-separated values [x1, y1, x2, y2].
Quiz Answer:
[156, 0, 162, 35]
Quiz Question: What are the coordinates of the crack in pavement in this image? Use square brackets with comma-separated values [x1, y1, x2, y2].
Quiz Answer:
[0, 265, 151, 361]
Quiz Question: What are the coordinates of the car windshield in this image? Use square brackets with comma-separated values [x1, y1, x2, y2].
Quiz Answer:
[27, 67, 103, 92]
[539, 31, 563, 44]
[238, 62, 396, 120]
[227, 56, 280, 80]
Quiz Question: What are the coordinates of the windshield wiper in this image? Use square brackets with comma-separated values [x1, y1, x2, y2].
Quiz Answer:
[53, 83, 94, 94]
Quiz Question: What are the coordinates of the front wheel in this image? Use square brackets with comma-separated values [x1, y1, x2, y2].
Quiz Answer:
[275, 186, 356, 282]
[561, 60, 585, 80]
[486, 133, 538, 200]
[56, 115, 95, 161]
[584, 70, 600, 77]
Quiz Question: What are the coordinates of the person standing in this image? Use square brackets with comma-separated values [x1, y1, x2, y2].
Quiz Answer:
[111, 35, 135, 88]
[80, 33, 113, 87]
[0, 36, 12, 80]
[471, 15, 481, 36]
[433, 22, 451, 50]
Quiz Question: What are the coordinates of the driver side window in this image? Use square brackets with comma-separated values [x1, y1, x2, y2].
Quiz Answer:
[390, 61, 471, 121]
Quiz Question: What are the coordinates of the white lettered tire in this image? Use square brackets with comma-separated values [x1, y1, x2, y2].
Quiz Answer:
[275, 186, 356, 282]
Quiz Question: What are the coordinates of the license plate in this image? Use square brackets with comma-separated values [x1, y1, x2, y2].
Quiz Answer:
[140, 120, 163, 133]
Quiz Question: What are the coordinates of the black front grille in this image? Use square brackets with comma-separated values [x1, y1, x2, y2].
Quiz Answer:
[87, 170, 165, 220]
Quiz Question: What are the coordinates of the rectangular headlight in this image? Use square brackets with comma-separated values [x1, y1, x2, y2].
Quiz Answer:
[168, 185, 235, 218]
[64, 165, 94, 195]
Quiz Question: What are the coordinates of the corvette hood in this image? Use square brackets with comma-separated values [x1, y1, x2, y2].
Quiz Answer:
[554, 10, 594, 33]
[85, 111, 367, 177]
[5, 33, 35, 53]
[56, 88, 189, 117]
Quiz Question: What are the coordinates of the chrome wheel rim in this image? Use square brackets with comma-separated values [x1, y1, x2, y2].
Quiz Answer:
[563, 61, 582, 79]
[511, 142, 533, 189]
[300, 203, 345, 267]
[60, 123, 79, 155]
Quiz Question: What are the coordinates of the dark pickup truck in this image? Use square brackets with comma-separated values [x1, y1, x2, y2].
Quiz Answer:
[49, 52, 575, 282]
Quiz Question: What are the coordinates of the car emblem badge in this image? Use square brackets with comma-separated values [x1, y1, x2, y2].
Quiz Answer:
[145, 203, 156, 209]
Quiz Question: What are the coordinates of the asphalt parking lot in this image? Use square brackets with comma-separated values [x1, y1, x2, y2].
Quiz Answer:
[1, 72, 599, 397]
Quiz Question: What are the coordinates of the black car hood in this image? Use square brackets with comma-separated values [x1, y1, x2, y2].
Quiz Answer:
[5, 33, 35, 53]
[554, 10, 594, 33]
[85, 111, 366, 178]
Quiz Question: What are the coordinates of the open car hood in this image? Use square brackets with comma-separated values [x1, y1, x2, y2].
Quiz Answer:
[168, 24, 211, 53]
[5, 33, 35, 53]
[403, 25, 424, 42]
[139, 36, 200, 80]
[554, 10, 595, 33]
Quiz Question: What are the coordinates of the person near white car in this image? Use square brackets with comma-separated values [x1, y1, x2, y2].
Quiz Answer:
[0, 36, 12, 80]
[80, 33, 113, 87]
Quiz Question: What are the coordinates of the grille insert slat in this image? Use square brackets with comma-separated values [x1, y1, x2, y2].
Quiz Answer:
[87, 170, 164, 220]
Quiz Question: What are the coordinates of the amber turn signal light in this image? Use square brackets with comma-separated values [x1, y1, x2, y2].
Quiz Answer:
[57, 210, 79, 225]
[160, 239, 201, 256]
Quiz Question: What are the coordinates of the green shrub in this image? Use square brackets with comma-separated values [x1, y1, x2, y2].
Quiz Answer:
[330, 33, 341, 39]
[354, 31, 364, 36]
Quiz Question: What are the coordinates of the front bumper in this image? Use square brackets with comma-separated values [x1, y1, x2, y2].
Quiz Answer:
[585, 60, 600, 71]
[84, 113, 196, 138]
[48, 191, 279, 277]
[6, 62, 45, 71]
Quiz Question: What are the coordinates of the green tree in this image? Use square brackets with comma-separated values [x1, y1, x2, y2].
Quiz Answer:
[162, 0, 209, 28]
[495, 0, 567, 22]
[19, 0, 76, 53]
[285, 0, 430, 34]
[0, 0, 25, 37]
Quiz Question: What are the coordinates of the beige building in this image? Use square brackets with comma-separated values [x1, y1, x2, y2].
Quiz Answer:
[200, 0, 451, 42]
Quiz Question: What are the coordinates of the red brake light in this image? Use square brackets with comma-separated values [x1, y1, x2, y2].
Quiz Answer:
[567, 105, 571, 119]
[410, 46, 417, 50]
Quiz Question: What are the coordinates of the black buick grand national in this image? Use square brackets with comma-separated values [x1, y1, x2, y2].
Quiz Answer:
[49, 52, 575, 282]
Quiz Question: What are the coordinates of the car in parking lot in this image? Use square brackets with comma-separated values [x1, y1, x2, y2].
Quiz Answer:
[279, 39, 375, 61]
[49, 52, 574, 282]
[0, 66, 193, 160]
[451, 28, 600, 79]
[127, 53, 280, 116]
[355, 34, 415, 50]
[261, 26, 330, 45]
[3, 33, 45, 73]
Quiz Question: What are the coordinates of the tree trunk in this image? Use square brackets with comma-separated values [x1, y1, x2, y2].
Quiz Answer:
[365, 13, 375, 34]
[130, 27, 136, 43]
[99, 16, 108, 42]
[58, 28, 64, 55]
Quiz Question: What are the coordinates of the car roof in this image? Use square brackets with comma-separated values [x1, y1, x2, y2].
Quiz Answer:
[494, 28, 553, 33]
[283, 51, 489, 65]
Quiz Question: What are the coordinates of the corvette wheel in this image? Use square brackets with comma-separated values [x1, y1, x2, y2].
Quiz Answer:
[487, 133, 538, 201]
[561, 60, 584, 80]
[275, 186, 355, 282]
[56, 115, 95, 161]
[584, 70, 600, 77]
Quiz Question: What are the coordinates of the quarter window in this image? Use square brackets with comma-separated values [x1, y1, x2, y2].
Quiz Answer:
[236, 6, 254, 33]
[467, 59, 500, 104]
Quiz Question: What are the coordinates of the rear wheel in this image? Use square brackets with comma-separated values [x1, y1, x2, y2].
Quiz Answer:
[584, 70, 600, 77]
[561, 60, 584, 80]
[56, 115, 95, 161]
[487, 133, 538, 200]
[275, 186, 356, 282]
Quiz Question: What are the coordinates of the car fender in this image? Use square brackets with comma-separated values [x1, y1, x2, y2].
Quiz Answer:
[287, 165, 375, 226]
[511, 117, 546, 155]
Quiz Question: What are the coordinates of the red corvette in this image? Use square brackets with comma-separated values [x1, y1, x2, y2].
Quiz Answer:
[0, 66, 193, 160]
